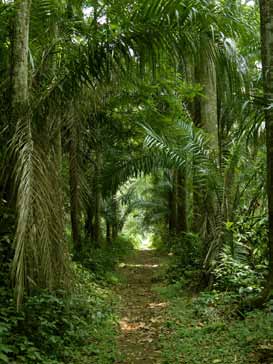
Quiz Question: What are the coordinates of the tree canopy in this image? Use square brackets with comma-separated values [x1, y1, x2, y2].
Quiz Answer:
[1, 0, 273, 363]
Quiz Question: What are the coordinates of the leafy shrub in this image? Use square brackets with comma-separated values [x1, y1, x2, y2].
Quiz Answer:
[0, 263, 118, 364]
[165, 233, 203, 286]
[212, 217, 268, 294]
[213, 245, 264, 295]
[151, 227, 170, 252]
[170, 232, 202, 267]
[79, 235, 134, 280]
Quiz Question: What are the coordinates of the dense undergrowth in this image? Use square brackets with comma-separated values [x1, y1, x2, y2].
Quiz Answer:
[159, 289, 273, 364]
[156, 216, 273, 364]
[0, 235, 134, 364]
[0, 267, 116, 364]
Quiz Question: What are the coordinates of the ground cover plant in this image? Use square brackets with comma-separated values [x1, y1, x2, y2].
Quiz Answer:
[0, 262, 118, 364]
[160, 291, 273, 364]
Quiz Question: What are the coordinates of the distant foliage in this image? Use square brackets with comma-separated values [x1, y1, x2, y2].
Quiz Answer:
[165, 233, 204, 287]
[77, 235, 135, 281]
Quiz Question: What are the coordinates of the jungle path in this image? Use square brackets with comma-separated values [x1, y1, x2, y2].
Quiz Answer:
[115, 249, 169, 364]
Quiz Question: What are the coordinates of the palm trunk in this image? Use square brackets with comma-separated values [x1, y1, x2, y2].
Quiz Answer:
[11, 0, 31, 307]
[69, 127, 81, 251]
[85, 205, 94, 241]
[106, 221, 111, 244]
[192, 42, 218, 237]
[191, 62, 203, 233]
[51, 22, 63, 175]
[93, 148, 102, 245]
[50, 23, 66, 248]
[11, 1, 70, 306]
[199, 45, 218, 150]
[257, 0, 273, 301]
[200, 43, 218, 242]
[112, 196, 119, 240]
[176, 170, 188, 234]
[168, 170, 177, 235]
[12, 0, 31, 109]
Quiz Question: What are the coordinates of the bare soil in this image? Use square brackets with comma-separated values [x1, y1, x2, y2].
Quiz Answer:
[115, 250, 168, 364]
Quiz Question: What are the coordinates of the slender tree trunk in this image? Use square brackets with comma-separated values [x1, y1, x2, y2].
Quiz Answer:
[69, 127, 81, 251]
[106, 221, 111, 244]
[12, 0, 31, 108]
[85, 205, 95, 241]
[11, 1, 71, 306]
[112, 196, 119, 240]
[11, 0, 31, 307]
[199, 45, 218, 150]
[93, 148, 102, 245]
[192, 42, 218, 238]
[112, 226, 118, 240]
[191, 61, 203, 233]
[168, 170, 177, 235]
[12, 0, 31, 109]
[51, 22, 63, 175]
[50, 23, 66, 248]
[199, 43, 218, 240]
[258, 0, 273, 300]
[176, 169, 188, 234]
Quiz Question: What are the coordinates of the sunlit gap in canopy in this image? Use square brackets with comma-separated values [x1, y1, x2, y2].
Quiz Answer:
[118, 176, 158, 251]
[139, 233, 154, 250]
[241, 0, 256, 6]
[83, 6, 107, 24]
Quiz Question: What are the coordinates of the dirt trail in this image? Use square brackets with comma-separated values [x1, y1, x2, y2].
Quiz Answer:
[115, 250, 168, 364]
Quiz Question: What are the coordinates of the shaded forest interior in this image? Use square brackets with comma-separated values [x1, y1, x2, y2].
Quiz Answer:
[1, 0, 273, 363]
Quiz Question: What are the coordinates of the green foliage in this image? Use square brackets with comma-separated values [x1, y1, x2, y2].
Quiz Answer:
[151, 228, 170, 252]
[0, 200, 15, 286]
[212, 217, 268, 294]
[77, 235, 135, 281]
[0, 0, 270, 362]
[161, 292, 273, 364]
[0, 263, 118, 364]
[171, 233, 202, 268]
[165, 233, 203, 286]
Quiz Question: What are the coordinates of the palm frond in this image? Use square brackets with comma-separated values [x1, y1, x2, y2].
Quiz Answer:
[11, 113, 69, 307]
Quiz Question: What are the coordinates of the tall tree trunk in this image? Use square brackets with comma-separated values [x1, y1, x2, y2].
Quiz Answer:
[85, 205, 95, 241]
[106, 221, 111, 244]
[69, 127, 81, 251]
[168, 170, 177, 235]
[11, 0, 31, 307]
[192, 42, 218, 238]
[257, 0, 273, 301]
[199, 44, 218, 240]
[112, 196, 119, 240]
[93, 148, 102, 245]
[50, 23, 66, 250]
[176, 169, 188, 234]
[190, 61, 203, 233]
[12, 0, 31, 110]
[11, 1, 70, 306]
[199, 45, 218, 150]
[51, 22, 63, 174]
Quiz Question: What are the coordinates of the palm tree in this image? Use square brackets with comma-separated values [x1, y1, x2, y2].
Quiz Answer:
[2, 0, 255, 305]
[254, 0, 273, 304]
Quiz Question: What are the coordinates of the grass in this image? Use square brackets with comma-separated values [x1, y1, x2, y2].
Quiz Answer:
[159, 287, 273, 364]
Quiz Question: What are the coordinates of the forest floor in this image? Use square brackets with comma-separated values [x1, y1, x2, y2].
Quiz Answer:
[115, 249, 168, 363]
[113, 249, 273, 364]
